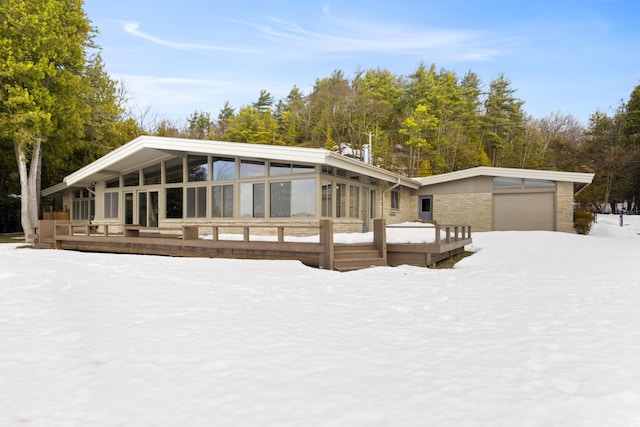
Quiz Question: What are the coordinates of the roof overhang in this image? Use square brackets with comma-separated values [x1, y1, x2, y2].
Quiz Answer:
[42, 135, 419, 196]
[414, 166, 595, 186]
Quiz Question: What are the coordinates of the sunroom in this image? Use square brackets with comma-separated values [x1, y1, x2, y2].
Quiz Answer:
[42, 136, 418, 234]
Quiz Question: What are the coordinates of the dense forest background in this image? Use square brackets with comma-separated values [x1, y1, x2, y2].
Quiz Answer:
[2, 1, 640, 233]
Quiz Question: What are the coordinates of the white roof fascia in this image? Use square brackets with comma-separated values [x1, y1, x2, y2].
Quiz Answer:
[58, 135, 419, 189]
[414, 166, 595, 186]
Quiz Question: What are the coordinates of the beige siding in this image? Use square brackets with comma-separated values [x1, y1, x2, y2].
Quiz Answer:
[556, 181, 575, 233]
[417, 176, 493, 195]
[433, 193, 493, 231]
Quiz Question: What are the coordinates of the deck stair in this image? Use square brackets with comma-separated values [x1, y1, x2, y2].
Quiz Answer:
[333, 243, 387, 271]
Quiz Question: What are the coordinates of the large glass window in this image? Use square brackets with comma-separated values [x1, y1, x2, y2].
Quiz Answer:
[269, 179, 316, 218]
[165, 158, 183, 184]
[104, 192, 119, 219]
[143, 163, 161, 185]
[72, 189, 94, 221]
[292, 179, 315, 217]
[187, 186, 207, 218]
[188, 155, 209, 182]
[212, 185, 234, 218]
[349, 185, 360, 218]
[213, 157, 235, 180]
[322, 180, 333, 217]
[240, 183, 265, 217]
[123, 171, 139, 187]
[165, 188, 183, 218]
[270, 182, 291, 217]
[240, 160, 265, 178]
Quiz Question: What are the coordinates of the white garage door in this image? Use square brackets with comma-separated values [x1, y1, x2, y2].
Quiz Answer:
[493, 193, 555, 231]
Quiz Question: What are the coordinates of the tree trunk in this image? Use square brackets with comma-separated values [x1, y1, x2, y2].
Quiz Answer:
[14, 137, 42, 243]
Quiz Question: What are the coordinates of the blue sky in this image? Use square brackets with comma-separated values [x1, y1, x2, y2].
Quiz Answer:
[84, 0, 639, 126]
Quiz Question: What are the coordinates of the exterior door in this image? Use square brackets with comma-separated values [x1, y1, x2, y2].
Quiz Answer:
[138, 191, 159, 227]
[419, 195, 433, 221]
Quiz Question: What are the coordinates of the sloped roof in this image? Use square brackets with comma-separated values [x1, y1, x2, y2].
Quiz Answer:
[42, 136, 418, 196]
[413, 166, 594, 186]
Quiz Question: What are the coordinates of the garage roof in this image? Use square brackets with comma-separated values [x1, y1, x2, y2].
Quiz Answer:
[413, 166, 594, 186]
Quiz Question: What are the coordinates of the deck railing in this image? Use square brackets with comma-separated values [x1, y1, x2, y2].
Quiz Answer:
[37, 218, 471, 270]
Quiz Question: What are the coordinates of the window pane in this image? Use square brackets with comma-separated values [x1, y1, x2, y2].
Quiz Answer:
[240, 183, 265, 218]
[223, 185, 233, 217]
[197, 186, 207, 217]
[240, 160, 265, 178]
[106, 178, 120, 188]
[104, 193, 111, 218]
[213, 157, 236, 180]
[292, 164, 315, 174]
[391, 190, 400, 209]
[240, 183, 252, 217]
[138, 192, 148, 226]
[270, 181, 291, 217]
[143, 163, 161, 185]
[253, 183, 265, 218]
[186, 187, 196, 218]
[349, 185, 360, 218]
[123, 171, 139, 187]
[166, 188, 183, 218]
[212, 186, 222, 217]
[336, 183, 346, 217]
[322, 180, 333, 217]
[292, 179, 315, 217]
[493, 176, 522, 189]
[111, 193, 119, 218]
[270, 162, 291, 176]
[524, 179, 555, 189]
[188, 155, 209, 182]
[165, 158, 183, 184]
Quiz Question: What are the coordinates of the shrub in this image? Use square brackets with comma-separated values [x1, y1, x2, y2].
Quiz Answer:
[574, 210, 595, 235]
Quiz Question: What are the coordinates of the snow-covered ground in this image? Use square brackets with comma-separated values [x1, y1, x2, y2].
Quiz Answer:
[1, 215, 639, 426]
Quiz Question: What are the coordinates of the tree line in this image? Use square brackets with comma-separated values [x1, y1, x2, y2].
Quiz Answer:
[1, 0, 639, 237]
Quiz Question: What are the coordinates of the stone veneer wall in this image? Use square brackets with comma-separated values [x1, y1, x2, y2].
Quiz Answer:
[382, 187, 417, 224]
[556, 181, 575, 233]
[433, 193, 493, 231]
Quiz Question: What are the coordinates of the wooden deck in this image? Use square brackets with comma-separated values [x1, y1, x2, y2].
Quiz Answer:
[34, 219, 471, 271]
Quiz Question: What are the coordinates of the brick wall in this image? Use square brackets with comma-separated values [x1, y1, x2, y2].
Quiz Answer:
[382, 187, 417, 224]
[433, 193, 493, 231]
[556, 181, 575, 233]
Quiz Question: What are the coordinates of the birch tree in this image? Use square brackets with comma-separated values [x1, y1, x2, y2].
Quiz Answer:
[0, 0, 93, 241]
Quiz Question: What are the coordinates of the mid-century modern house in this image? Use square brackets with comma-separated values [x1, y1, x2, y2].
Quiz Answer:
[42, 136, 594, 234]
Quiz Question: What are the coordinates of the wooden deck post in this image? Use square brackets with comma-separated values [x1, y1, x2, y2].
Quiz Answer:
[277, 226, 285, 243]
[373, 218, 387, 264]
[319, 219, 334, 270]
[435, 225, 441, 245]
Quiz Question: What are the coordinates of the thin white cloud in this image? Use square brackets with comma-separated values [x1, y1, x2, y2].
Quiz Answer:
[121, 21, 257, 53]
[243, 12, 503, 61]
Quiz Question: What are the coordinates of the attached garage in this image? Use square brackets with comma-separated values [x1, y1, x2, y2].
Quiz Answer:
[413, 167, 595, 233]
[493, 192, 555, 231]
